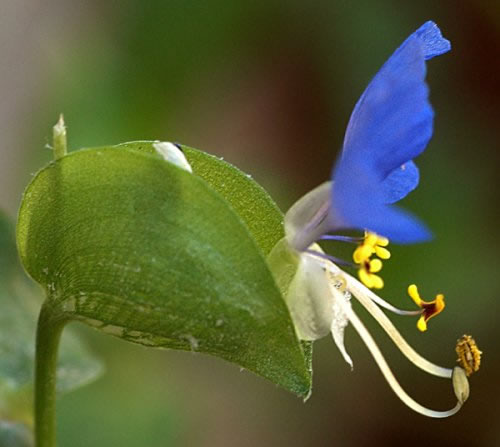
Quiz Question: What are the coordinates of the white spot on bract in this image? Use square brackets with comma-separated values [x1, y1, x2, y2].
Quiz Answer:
[153, 142, 193, 173]
[215, 319, 224, 327]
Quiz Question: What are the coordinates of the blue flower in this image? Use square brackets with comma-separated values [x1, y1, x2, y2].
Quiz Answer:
[288, 21, 451, 255]
[272, 22, 481, 418]
[332, 21, 450, 243]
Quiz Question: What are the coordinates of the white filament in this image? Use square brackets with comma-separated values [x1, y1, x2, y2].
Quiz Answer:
[319, 256, 453, 379]
[332, 284, 462, 418]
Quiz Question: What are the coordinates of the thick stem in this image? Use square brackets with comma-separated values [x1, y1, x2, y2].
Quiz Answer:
[34, 301, 67, 447]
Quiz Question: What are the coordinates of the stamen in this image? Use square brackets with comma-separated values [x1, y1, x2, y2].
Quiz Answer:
[322, 260, 452, 379]
[359, 268, 384, 289]
[374, 245, 391, 260]
[303, 252, 418, 316]
[304, 249, 355, 269]
[408, 284, 445, 332]
[319, 235, 362, 243]
[374, 235, 389, 247]
[455, 335, 482, 376]
[353, 232, 391, 289]
[332, 284, 462, 418]
[369, 259, 383, 273]
[353, 244, 374, 264]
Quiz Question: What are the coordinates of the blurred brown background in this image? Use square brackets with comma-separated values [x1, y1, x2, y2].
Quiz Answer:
[1, 1, 499, 446]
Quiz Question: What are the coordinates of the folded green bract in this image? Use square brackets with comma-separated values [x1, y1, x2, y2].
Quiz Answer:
[16, 142, 312, 398]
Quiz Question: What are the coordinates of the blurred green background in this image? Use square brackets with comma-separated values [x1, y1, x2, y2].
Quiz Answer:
[1, 1, 499, 446]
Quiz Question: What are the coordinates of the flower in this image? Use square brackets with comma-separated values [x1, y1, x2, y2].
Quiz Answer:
[270, 21, 481, 418]
[288, 21, 451, 253]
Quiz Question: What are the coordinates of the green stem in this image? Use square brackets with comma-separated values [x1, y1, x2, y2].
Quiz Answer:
[34, 301, 67, 447]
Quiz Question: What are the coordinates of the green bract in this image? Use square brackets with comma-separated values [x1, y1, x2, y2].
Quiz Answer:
[16, 142, 312, 397]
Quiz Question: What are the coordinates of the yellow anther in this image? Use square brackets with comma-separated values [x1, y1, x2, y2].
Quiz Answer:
[359, 269, 384, 289]
[375, 235, 389, 247]
[370, 274, 384, 289]
[417, 318, 428, 332]
[359, 269, 371, 287]
[358, 258, 384, 288]
[369, 258, 383, 273]
[364, 232, 389, 249]
[364, 232, 379, 247]
[407, 284, 445, 332]
[354, 232, 391, 289]
[374, 245, 391, 260]
[408, 284, 422, 306]
[353, 244, 373, 264]
[456, 335, 482, 377]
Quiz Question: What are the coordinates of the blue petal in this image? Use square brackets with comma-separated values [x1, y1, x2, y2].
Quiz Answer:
[359, 204, 433, 244]
[330, 22, 449, 242]
[413, 21, 452, 59]
[332, 157, 432, 243]
[382, 160, 419, 204]
[342, 21, 450, 178]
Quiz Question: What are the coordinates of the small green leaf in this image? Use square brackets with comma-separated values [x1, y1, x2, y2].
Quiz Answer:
[0, 212, 102, 425]
[17, 145, 311, 397]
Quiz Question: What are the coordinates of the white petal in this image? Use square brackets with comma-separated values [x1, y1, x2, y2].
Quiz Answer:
[285, 250, 335, 340]
[268, 239, 354, 365]
[284, 182, 333, 251]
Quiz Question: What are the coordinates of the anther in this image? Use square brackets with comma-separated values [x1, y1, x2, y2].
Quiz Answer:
[369, 259, 383, 273]
[407, 284, 445, 332]
[353, 232, 391, 289]
[353, 244, 373, 263]
[374, 245, 391, 260]
[359, 269, 384, 289]
[455, 335, 482, 376]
